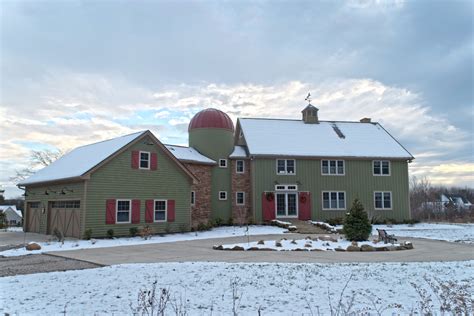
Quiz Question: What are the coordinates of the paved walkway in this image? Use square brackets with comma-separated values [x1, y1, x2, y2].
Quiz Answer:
[49, 234, 474, 265]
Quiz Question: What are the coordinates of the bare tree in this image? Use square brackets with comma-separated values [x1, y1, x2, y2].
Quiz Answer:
[10, 149, 63, 182]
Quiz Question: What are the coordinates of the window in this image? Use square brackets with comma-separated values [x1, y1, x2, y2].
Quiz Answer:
[51, 200, 80, 208]
[29, 202, 40, 209]
[219, 159, 228, 168]
[116, 200, 131, 223]
[322, 160, 345, 175]
[236, 192, 245, 205]
[322, 192, 346, 210]
[374, 192, 392, 209]
[373, 160, 390, 176]
[276, 159, 296, 175]
[140, 151, 150, 169]
[219, 191, 227, 200]
[236, 160, 245, 173]
[154, 200, 167, 222]
[191, 191, 195, 206]
[275, 184, 298, 191]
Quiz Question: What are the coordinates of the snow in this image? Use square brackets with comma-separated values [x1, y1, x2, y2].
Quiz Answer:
[372, 223, 474, 244]
[18, 131, 146, 185]
[311, 221, 338, 232]
[239, 118, 413, 158]
[0, 225, 287, 257]
[165, 145, 216, 164]
[1, 261, 472, 315]
[229, 145, 247, 158]
[218, 237, 401, 251]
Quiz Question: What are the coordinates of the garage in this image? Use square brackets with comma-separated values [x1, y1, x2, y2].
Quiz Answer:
[47, 200, 81, 238]
[26, 202, 41, 233]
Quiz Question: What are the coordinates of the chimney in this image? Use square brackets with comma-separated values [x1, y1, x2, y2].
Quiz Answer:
[302, 104, 319, 124]
[360, 117, 371, 123]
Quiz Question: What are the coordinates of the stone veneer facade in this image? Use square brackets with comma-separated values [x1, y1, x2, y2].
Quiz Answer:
[184, 163, 213, 228]
[230, 159, 252, 224]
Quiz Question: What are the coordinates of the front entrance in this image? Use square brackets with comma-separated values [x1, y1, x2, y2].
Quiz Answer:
[276, 192, 298, 217]
[47, 200, 81, 238]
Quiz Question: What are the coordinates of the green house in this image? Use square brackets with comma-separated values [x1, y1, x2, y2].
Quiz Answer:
[19, 104, 414, 238]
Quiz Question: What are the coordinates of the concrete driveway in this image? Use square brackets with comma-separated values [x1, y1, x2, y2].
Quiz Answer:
[49, 233, 474, 265]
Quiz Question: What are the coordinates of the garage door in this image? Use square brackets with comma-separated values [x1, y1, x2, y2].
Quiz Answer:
[26, 202, 41, 233]
[48, 200, 81, 238]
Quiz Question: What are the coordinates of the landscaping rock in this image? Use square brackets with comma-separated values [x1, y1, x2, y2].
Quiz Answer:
[231, 246, 245, 251]
[334, 248, 346, 252]
[290, 240, 297, 244]
[360, 244, 375, 252]
[257, 240, 265, 245]
[310, 248, 323, 251]
[304, 243, 312, 248]
[375, 246, 389, 251]
[259, 248, 276, 251]
[213, 245, 223, 250]
[26, 243, 41, 251]
[346, 245, 360, 252]
[288, 226, 297, 232]
[275, 241, 282, 247]
[247, 247, 260, 251]
[403, 242, 414, 250]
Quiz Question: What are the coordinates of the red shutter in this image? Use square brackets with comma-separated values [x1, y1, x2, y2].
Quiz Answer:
[167, 200, 175, 222]
[131, 151, 139, 169]
[262, 192, 276, 221]
[106, 199, 116, 224]
[145, 200, 154, 223]
[298, 192, 311, 220]
[131, 199, 141, 224]
[150, 153, 158, 171]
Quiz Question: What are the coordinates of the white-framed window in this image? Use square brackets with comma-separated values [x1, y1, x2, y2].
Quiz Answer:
[139, 151, 150, 169]
[236, 192, 245, 205]
[154, 199, 167, 222]
[275, 184, 298, 191]
[219, 159, 228, 168]
[191, 191, 195, 206]
[374, 191, 392, 210]
[373, 160, 390, 176]
[236, 160, 245, 173]
[321, 160, 345, 175]
[276, 159, 296, 175]
[219, 191, 227, 200]
[116, 199, 131, 223]
[322, 192, 346, 210]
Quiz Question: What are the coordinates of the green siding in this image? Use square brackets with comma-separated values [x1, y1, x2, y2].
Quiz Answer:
[24, 181, 85, 234]
[189, 128, 234, 220]
[85, 135, 192, 237]
[252, 158, 410, 222]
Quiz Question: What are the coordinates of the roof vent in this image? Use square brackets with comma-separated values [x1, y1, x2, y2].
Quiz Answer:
[360, 118, 371, 123]
[332, 123, 345, 139]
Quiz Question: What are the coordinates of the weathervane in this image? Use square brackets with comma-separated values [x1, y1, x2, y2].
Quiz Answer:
[305, 92, 312, 104]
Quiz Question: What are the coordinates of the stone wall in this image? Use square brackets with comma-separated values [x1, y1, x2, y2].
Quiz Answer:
[184, 163, 213, 228]
[230, 159, 252, 224]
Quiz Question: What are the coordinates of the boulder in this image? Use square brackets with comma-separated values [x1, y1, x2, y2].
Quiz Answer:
[231, 245, 245, 251]
[346, 245, 360, 252]
[334, 248, 346, 252]
[213, 245, 223, 250]
[403, 242, 414, 250]
[375, 246, 389, 251]
[26, 243, 41, 251]
[304, 243, 312, 248]
[259, 248, 276, 251]
[247, 247, 260, 251]
[275, 241, 282, 247]
[310, 248, 323, 251]
[257, 240, 265, 245]
[290, 239, 297, 244]
[288, 226, 297, 232]
[360, 244, 375, 252]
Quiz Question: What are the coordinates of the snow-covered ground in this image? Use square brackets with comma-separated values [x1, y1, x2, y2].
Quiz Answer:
[0, 225, 286, 257]
[219, 237, 402, 251]
[1, 261, 472, 315]
[372, 223, 474, 244]
[3, 227, 23, 232]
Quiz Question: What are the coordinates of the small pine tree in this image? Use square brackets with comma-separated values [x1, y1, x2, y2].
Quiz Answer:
[343, 198, 372, 241]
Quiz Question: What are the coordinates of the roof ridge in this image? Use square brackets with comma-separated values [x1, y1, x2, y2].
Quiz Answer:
[239, 117, 379, 124]
[164, 144, 190, 149]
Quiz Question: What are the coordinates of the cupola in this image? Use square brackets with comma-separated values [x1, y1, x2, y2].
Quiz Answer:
[301, 104, 319, 124]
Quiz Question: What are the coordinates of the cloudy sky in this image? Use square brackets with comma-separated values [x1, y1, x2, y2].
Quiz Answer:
[1, 0, 473, 198]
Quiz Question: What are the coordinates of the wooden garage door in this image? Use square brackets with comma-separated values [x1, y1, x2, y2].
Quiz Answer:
[26, 202, 41, 233]
[48, 200, 81, 238]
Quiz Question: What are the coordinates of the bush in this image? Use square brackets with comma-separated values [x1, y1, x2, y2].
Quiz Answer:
[214, 217, 224, 227]
[343, 199, 372, 241]
[53, 228, 64, 242]
[164, 223, 171, 234]
[227, 217, 234, 226]
[129, 227, 139, 237]
[83, 229, 93, 240]
[139, 225, 154, 240]
[106, 229, 114, 239]
[197, 222, 209, 231]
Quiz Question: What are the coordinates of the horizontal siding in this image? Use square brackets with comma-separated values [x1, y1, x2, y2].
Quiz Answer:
[85, 135, 192, 238]
[253, 158, 410, 222]
[24, 182, 85, 234]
